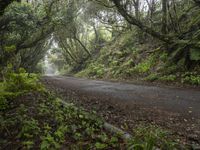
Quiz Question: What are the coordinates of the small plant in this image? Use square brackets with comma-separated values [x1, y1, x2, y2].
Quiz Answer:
[41, 133, 60, 150]
[133, 55, 156, 74]
[134, 62, 151, 73]
[181, 72, 200, 85]
[18, 119, 40, 139]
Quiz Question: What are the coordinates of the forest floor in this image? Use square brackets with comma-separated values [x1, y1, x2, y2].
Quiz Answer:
[43, 76, 200, 147]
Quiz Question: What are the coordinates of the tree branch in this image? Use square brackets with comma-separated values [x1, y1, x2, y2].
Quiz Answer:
[110, 0, 172, 43]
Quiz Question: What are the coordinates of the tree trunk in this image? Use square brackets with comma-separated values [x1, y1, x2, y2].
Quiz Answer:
[74, 36, 91, 57]
[133, 0, 140, 20]
[60, 39, 78, 63]
[161, 0, 168, 34]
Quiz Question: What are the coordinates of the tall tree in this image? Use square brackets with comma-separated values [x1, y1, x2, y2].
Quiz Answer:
[161, 0, 168, 34]
[110, 0, 171, 43]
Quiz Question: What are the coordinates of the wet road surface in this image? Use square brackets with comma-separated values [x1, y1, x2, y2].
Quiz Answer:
[43, 76, 200, 118]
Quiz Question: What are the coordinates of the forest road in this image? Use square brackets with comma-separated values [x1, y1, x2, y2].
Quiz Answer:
[43, 75, 200, 119]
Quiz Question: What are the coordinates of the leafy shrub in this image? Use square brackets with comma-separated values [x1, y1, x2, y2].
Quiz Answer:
[181, 72, 200, 85]
[133, 55, 156, 74]
[0, 67, 44, 111]
[19, 119, 40, 139]
[134, 61, 152, 73]
[4, 68, 44, 93]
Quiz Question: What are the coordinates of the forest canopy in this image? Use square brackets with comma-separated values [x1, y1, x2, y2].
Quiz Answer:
[0, 0, 200, 74]
[1, 1, 200, 149]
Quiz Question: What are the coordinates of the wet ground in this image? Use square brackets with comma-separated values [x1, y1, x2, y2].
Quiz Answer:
[43, 76, 200, 146]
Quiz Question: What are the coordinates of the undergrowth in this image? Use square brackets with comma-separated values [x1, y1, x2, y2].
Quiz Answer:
[74, 31, 200, 86]
[0, 67, 125, 149]
[0, 67, 180, 149]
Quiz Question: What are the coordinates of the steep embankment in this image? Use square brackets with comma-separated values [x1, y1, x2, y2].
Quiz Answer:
[75, 31, 200, 86]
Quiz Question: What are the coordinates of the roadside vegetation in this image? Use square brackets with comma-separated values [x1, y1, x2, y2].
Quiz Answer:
[0, 67, 180, 149]
[0, 68, 123, 149]
[75, 31, 200, 86]
[0, 0, 200, 149]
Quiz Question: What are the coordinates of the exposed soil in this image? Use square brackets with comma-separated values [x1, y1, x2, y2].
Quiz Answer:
[42, 76, 200, 147]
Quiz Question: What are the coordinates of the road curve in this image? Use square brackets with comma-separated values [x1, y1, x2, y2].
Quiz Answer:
[43, 76, 200, 118]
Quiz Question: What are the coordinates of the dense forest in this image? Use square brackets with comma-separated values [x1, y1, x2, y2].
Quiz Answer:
[1, 0, 200, 149]
[1, 0, 200, 83]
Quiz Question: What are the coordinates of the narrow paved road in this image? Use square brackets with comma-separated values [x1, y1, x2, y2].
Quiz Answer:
[43, 76, 200, 118]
